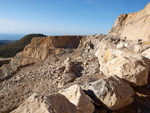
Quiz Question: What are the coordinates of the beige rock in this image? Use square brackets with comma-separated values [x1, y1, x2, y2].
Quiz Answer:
[95, 40, 149, 86]
[101, 56, 148, 86]
[117, 43, 125, 49]
[141, 48, 150, 70]
[58, 73, 77, 88]
[23, 36, 83, 60]
[142, 48, 150, 59]
[59, 85, 95, 113]
[11, 93, 79, 113]
[124, 43, 129, 47]
[133, 44, 142, 53]
[64, 57, 74, 73]
[95, 40, 124, 64]
[78, 34, 105, 54]
[62, 73, 77, 83]
[84, 75, 135, 110]
[108, 2, 150, 42]
[0, 52, 36, 79]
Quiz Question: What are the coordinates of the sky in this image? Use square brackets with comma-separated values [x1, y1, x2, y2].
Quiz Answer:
[0, 0, 149, 37]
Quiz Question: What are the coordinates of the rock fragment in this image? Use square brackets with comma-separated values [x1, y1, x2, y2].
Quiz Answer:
[11, 93, 79, 113]
[59, 84, 95, 113]
[84, 75, 135, 110]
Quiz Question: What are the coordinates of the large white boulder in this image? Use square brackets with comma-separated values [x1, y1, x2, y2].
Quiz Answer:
[11, 93, 79, 113]
[95, 40, 149, 86]
[101, 56, 148, 86]
[84, 75, 135, 110]
[59, 85, 95, 113]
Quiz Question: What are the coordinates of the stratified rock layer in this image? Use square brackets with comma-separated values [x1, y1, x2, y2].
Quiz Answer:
[23, 36, 83, 60]
[108, 2, 150, 41]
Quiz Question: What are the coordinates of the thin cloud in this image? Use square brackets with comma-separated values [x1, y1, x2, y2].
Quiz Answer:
[0, 18, 13, 23]
[0, 18, 36, 34]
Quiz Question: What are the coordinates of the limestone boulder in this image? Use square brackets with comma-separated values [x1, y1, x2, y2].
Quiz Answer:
[142, 48, 150, 59]
[62, 73, 77, 83]
[95, 40, 124, 65]
[59, 85, 95, 113]
[95, 40, 149, 86]
[11, 93, 79, 113]
[141, 48, 150, 70]
[84, 75, 135, 110]
[101, 56, 148, 86]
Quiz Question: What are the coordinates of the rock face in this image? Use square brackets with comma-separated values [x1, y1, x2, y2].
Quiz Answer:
[23, 36, 83, 60]
[0, 35, 84, 79]
[11, 93, 79, 113]
[84, 75, 135, 110]
[108, 2, 150, 41]
[59, 85, 95, 113]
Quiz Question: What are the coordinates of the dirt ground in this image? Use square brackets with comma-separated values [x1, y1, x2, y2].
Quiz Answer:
[0, 49, 150, 113]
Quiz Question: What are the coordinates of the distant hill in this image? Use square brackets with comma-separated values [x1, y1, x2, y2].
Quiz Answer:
[0, 40, 17, 46]
[0, 34, 46, 58]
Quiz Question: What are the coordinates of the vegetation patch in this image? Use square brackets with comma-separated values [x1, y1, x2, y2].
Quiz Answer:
[0, 34, 46, 58]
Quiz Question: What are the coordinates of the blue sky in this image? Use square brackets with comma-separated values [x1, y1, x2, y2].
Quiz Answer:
[0, 0, 149, 36]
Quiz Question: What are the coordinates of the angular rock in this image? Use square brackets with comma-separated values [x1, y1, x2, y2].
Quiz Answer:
[142, 48, 150, 70]
[59, 85, 95, 113]
[117, 43, 125, 49]
[142, 48, 150, 59]
[64, 57, 74, 73]
[62, 73, 77, 83]
[133, 44, 142, 53]
[101, 56, 148, 86]
[95, 40, 149, 86]
[84, 75, 135, 110]
[11, 93, 79, 113]
[58, 73, 77, 88]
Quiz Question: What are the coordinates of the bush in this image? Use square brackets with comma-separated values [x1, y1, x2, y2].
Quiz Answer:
[0, 34, 46, 58]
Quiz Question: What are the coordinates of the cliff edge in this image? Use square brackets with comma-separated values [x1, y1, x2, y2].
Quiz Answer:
[108, 2, 150, 41]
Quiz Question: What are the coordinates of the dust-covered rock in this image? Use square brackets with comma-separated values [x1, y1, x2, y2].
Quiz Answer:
[84, 75, 135, 110]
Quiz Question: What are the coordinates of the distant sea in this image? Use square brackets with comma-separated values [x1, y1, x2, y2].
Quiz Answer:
[0, 33, 25, 40]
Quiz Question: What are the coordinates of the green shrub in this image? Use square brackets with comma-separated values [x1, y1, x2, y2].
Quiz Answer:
[0, 34, 46, 58]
